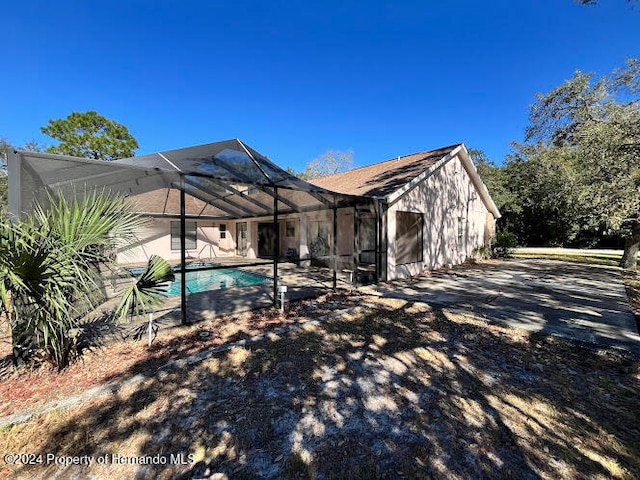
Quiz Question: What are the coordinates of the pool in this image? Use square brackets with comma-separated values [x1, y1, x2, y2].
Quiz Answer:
[126, 262, 221, 276]
[168, 268, 272, 295]
[126, 263, 272, 296]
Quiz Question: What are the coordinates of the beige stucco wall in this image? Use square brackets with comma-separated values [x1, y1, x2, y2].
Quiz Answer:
[116, 214, 306, 265]
[116, 218, 240, 264]
[386, 153, 493, 280]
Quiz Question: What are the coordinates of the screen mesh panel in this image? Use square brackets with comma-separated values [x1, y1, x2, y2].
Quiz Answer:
[12, 139, 363, 221]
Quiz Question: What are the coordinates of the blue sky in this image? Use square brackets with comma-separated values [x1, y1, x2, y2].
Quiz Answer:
[2, 1, 638, 171]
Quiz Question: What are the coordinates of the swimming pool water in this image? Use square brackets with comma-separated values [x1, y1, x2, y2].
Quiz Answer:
[126, 263, 272, 295]
[166, 268, 272, 296]
[126, 262, 219, 276]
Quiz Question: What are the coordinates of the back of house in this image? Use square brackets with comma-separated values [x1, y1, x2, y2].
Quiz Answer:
[311, 143, 500, 281]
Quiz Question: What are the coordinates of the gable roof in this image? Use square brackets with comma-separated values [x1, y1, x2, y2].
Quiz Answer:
[310, 143, 500, 218]
[310, 144, 460, 198]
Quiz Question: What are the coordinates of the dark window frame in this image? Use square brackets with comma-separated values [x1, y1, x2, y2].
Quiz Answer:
[395, 211, 424, 265]
[171, 221, 197, 251]
[286, 220, 295, 238]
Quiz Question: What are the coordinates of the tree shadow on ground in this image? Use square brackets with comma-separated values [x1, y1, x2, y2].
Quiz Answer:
[372, 259, 640, 353]
[6, 300, 640, 479]
[76, 312, 127, 351]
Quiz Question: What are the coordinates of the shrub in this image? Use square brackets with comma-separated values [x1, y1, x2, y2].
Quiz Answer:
[492, 231, 518, 258]
[0, 191, 145, 369]
[473, 245, 492, 260]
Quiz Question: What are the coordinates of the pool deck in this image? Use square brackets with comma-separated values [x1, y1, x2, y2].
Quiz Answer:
[102, 261, 353, 340]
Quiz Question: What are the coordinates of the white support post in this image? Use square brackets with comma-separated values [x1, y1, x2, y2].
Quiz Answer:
[148, 313, 154, 347]
[278, 285, 287, 312]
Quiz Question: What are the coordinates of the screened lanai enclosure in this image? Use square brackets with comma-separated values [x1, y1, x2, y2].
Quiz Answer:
[8, 139, 382, 324]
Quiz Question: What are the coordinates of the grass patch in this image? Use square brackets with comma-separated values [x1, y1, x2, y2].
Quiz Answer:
[514, 252, 621, 266]
[1, 297, 639, 479]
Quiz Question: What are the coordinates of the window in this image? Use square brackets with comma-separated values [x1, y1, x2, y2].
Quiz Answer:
[396, 211, 423, 265]
[220, 224, 227, 239]
[286, 220, 295, 238]
[457, 217, 465, 253]
[171, 221, 197, 250]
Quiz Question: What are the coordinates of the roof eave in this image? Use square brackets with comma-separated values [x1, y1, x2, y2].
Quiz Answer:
[458, 144, 501, 218]
[384, 144, 501, 219]
[385, 145, 463, 205]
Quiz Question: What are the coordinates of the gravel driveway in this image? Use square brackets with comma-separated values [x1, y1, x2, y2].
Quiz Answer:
[365, 259, 640, 352]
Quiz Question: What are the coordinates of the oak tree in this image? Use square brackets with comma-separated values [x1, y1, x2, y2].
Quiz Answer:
[526, 59, 640, 269]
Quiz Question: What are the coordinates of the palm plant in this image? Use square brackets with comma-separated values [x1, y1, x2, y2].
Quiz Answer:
[0, 190, 146, 369]
[0, 220, 79, 366]
[114, 255, 175, 346]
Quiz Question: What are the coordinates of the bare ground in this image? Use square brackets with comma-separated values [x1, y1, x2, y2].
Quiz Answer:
[1, 292, 639, 479]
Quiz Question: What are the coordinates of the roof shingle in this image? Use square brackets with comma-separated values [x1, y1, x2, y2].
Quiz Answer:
[309, 144, 460, 198]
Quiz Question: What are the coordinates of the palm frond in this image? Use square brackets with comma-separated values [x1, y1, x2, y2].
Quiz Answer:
[114, 255, 175, 323]
[34, 189, 148, 263]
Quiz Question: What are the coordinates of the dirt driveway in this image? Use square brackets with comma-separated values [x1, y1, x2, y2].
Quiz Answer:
[365, 259, 640, 353]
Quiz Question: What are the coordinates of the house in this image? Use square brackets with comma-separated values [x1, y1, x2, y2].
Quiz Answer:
[9, 140, 499, 287]
[310, 143, 500, 280]
[112, 142, 500, 282]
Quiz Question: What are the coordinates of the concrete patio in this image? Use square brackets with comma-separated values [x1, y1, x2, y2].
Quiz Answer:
[362, 258, 640, 352]
[103, 257, 640, 354]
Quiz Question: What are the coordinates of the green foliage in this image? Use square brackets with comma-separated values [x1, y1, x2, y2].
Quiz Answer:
[470, 146, 585, 247]
[33, 189, 144, 260]
[0, 137, 9, 172]
[0, 175, 6, 221]
[22, 141, 46, 153]
[0, 219, 81, 367]
[41, 111, 138, 160]
[114, 255, 175, 323]
[285, 166, 303, 178]
[476, 59, 639, 264]
[501, 144, 588, 246]
[470, 148, 522, 227]
[473, 244, 492, 260]
[0, 191, 146, 369]
[525, 58, 640, 268]
[492, 231, 518, 258]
